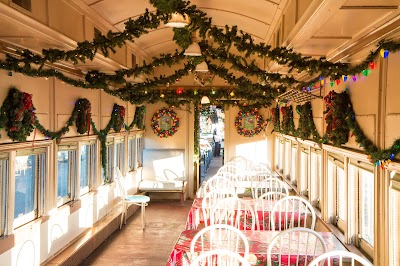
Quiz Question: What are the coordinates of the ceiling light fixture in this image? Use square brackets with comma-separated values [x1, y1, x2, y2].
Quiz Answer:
[195, 61, 209, 72]
[201, 95, 210, 104]
[184, 32, 202, 56]
[165, 12, 190, 28]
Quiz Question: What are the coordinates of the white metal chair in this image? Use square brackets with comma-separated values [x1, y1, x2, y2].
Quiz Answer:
[308, 250, 373, 266]
[229, 156, 249, 170]
[271, 196, 316, 231]
[190, 224, 250, 260]
[210, 197, 256, 231]
[202, 188, 238, 226]
[203, 175, 236, 196]
[190, 249, 251, 266]
[267, 228, 327, 266]
[218, 162, 244, 177]
[254, 192, 288, 230]
[250, 163, 272, 174]
[252, 177, 289, 199]
[115, 168, 150, 230]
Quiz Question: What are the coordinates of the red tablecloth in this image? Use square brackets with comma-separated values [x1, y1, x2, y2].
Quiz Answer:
[166, 230, 343, 266]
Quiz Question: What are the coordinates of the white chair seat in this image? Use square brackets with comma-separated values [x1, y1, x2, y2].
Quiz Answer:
[125, 195, 150, 203]
[139, 180, 185, 191]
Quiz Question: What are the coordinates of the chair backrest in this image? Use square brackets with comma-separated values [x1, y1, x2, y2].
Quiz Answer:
[203, 175, 235, 196]
[254, 192, 288, 230]
[229, 156, 248, 170]
[114, 167, 126, 198]
[267, 228, 327, 266]
[252, 177, 289, 199]
[218, 163, 243, 177]
[271, 196, 316, 231]
[210, 198, 256, 231]
[250, 163, 272, 174]
[308, 250, 373, 266]
[202, 189, 238, 226]
[190, 224, 250, 260]
[190, 249, 251, 266]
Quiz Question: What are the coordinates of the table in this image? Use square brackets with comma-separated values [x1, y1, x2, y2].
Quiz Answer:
[166, 230, 345, 266]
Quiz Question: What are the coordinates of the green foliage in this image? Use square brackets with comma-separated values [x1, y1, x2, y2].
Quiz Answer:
[75, 98, 91, 134]
[280, 106, 295, 135]
[295, 102, 324, 142]
[173, 28, 192, 50]
[272, 107, 280, 133]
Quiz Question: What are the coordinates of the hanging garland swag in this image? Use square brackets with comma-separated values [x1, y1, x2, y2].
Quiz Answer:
[234, 108, 264, 137]
[151, 107, 180, 138]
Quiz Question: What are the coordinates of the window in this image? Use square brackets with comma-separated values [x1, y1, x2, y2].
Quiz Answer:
[57, 145, 77, 206]
[284, 139, 291, 179]
[389, 172, 400, 266]
[12, 0, 31, 11]
[104, 139, 114, 182]
[0, 153, 8, 236]
[299, 147, 309, 196]
[128, 136, 137, 170]
[115, 137, 125, 173]
[136, 136, 143, 167]
[327, 155, 346, 232]
[80, 141, 96, 195]
[275, 137, 284, 173]
[310, 148, 322, 209]
[349, 161, 374, 257]
[14, 149, 46, 228]
[290, 142, 298, 186]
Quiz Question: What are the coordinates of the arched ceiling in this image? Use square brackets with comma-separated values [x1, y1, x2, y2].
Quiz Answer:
[82, 0, 287, 58]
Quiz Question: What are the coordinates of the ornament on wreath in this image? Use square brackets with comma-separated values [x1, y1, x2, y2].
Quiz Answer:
[151, 107, 180, 138]
[75, 98, 91, 134]
[234, 108, 264, 137]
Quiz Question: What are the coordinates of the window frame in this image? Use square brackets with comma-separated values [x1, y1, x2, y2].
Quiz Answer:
[290, 141, 298, 187]
[284, 139, 291, 180]
[13, 147, 47, 229]
[128, 135, 137, 171]
[0, 153, 9, 236]
[327, 154, 346, 233]
[79, 140, 97, 196]
[115, 136, 126, 175]
[389, 171, 400, 266]
[349, 160, 375, 258]
[299, 146, 309, 197]
[56, 144, 77, 207]
[310, 148, 322, 209]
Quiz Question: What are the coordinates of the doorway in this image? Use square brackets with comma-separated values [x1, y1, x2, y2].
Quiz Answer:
[199, 105, 225, 183]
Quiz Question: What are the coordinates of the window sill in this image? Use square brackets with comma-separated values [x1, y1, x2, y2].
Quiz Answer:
[57, 199, 81, 215]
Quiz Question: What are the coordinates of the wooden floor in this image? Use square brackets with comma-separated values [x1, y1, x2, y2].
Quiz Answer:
[81, 200, 192, 266]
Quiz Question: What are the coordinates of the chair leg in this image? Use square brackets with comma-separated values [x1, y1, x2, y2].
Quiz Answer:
[141, 203, 145, 230]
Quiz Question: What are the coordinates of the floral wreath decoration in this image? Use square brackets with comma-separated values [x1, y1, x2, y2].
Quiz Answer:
[151, 107, 180, 138]
[234, 108, 265, 137]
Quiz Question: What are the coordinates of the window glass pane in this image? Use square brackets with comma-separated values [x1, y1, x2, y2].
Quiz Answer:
[284, 141, 290, 178]
[57, 151, 70, 199]
[360, 168, 374, 246]
[291, 146, 297, 185]
[278, 141, 284, 173]
[128, 138, 136, 170]
[274, 138, 279, 169]
[80, 145, 89, 189]
[0, 158, 8, 235]
[310, 151, 321, 207]
[14, 155, 36, 219]
[116, 142, 125, 172]
[390, 185, 400, 265]
[106, 144, 114, 181]
[300, 151, 308, 194]
[337, 166, 346, 220]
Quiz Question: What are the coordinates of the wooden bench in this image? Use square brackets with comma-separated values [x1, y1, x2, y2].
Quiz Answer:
[138, 149, 187, 202]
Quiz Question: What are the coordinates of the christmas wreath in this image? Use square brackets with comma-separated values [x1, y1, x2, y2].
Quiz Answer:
[151, 107, 180, 138]
[112, 104, 125, 132]
[234, 108, 264, 137]
[1, 87, 36, 142]
[75, 98, 91, 134]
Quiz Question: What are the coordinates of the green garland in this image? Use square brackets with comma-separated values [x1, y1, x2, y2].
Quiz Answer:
[272, 107, 280, 133]
[234, 108, 264, 137]
[131, 106, 146, 130]
[1, 87, 35, 142]
[295, 102, 324, 143]
[324, 91, 351, 146]
[151, 107, 180, 138]
[280, 106, 295, 135]
[75, 98, 91, 134]
[1, 0, 399, 107]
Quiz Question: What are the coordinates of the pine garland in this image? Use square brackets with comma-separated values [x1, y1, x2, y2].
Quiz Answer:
[280, 106, 295, 135]
[324, 91, 350, 146]
[295, 102, 324, 143]
[272, 107, 280, 133]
